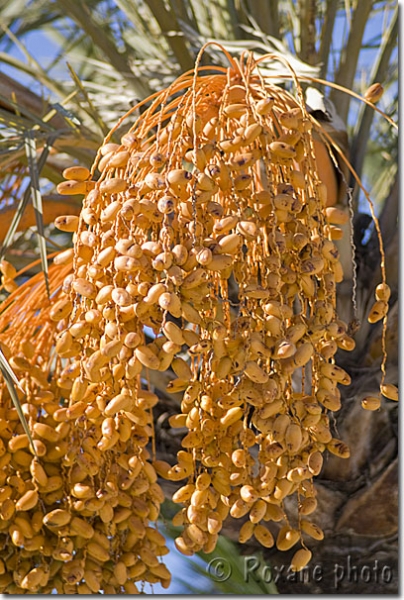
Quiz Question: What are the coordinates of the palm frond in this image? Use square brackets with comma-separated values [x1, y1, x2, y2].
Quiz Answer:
[350, 4, 398, 187]
[24, 131, 50, 297]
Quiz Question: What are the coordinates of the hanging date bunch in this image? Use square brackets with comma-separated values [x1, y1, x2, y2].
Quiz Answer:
[0, 45, 397, 593]
[0, 264, 170, 595]
[56, 46, 395, 566]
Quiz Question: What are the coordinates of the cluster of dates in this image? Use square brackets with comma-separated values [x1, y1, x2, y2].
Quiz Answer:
[0, 57, 396, 592]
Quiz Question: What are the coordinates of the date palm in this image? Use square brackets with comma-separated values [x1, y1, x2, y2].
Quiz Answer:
[0, 0, 397, 594]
